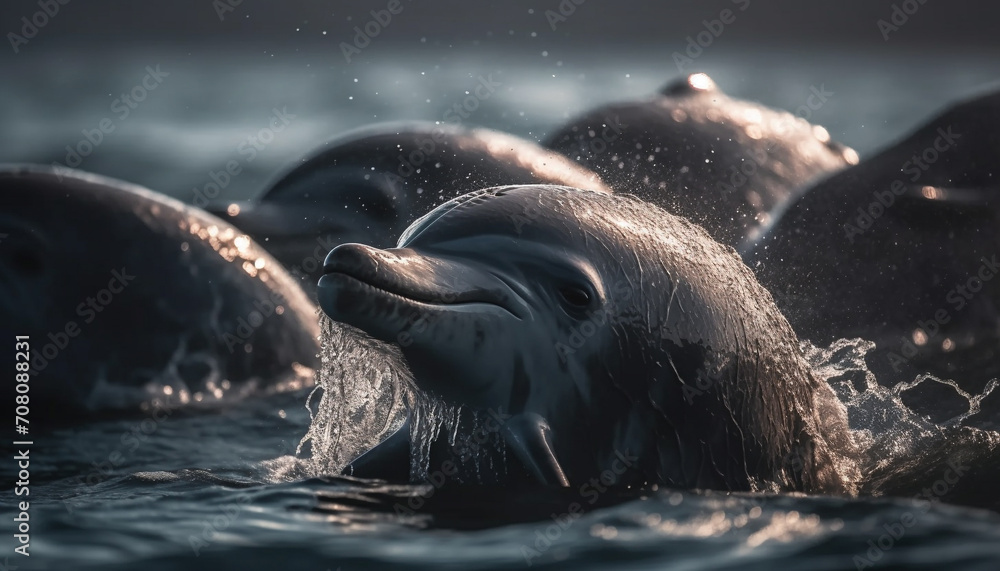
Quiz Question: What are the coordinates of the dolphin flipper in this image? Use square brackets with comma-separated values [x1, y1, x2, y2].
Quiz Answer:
[502, 413, 570, 487]
[342, 418, 411, 481]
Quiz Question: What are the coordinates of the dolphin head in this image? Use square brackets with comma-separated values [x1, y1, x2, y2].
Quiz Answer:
[318, 184, 854, 492]
[212, 122, 609, 293]
[318, 186, 621, 414]
[319, 185, 644, 485]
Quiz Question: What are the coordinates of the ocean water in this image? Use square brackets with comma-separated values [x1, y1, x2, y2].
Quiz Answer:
[6, 329, 1000, 571]
[3, 45, 999, 203]
[3, 45, 1000, 570]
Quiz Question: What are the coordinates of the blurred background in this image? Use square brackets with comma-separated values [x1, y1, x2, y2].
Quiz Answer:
[2, 0, 999, 203]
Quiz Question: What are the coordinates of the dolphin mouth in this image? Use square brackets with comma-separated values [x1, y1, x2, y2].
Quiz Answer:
[322, 246, 520, 311]
[317, 243, 526, 341]
[321, 271, 522, 320]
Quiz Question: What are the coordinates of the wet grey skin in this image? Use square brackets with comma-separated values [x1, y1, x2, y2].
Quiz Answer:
[317, 184, 858, 494]
[544, 73, 858, 251]
[0, 165, 320, 421]
[208, 122, 609, 293]
[744, 89, 1000, 400]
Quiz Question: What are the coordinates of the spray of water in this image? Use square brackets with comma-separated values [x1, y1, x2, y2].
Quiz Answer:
[407, 400, 511, 484]
[296, 315, 414, 475]
[297, 315, 513, 482]
[802, 337, 1000, 494]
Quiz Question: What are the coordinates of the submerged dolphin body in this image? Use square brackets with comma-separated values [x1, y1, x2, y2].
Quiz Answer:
[545, 73, 857, 250]
[745, 89, 1000, 397]
[0, 165, 320, 422]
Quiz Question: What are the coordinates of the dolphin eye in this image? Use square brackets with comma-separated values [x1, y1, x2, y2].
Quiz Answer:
[558, 285, 592, 309]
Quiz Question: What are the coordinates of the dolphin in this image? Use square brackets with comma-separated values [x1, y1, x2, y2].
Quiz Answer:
[0, 165, 320, 422]
[545, 73, 858, 250]
[209, 122, 609, 293]
[317, 184, 858, 494]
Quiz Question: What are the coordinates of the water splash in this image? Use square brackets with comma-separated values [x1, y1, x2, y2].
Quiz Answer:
[802, 338, 1000, 498]
[803, 339, 997, 435]
[805, 338, 939, 460]
[80, 327, 317, 414]
[408, 393, 461, 481]
[298, 315, 512, 483]
[296, 315, 413, 476]
[409, 403, 511, 484]
[891, 375, 998, 428]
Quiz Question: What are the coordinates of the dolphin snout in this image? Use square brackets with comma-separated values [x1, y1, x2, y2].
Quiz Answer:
[322, 244, 515, 306]
[322, 242, 400, 280]
[317, 243, 528, 336]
